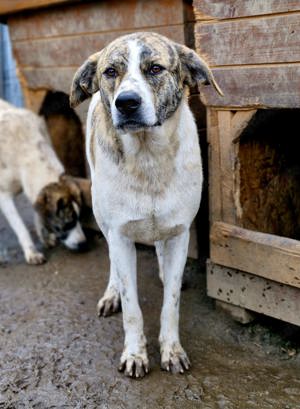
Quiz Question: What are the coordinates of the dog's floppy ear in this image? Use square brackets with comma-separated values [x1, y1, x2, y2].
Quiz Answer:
[70, 51, 102, 108]
[59, 174, 83, 206]
[175, 44, 223, 96]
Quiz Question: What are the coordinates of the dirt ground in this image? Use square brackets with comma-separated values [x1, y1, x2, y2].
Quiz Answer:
[0, 197, 300, 409]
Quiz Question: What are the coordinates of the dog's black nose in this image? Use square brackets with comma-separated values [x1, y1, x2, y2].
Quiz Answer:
[115, 92, 141, 115]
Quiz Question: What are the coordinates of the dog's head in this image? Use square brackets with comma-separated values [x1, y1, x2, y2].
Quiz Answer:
[70, 32, 222, 132]
[34, 176, 87, 251]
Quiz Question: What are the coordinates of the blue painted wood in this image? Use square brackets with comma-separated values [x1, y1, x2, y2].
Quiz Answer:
[0, 23, 23, 106]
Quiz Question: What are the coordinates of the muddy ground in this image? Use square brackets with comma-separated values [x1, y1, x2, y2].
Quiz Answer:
[0, 197, 300, 409]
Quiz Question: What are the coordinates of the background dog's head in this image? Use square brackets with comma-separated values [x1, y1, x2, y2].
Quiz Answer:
[70, 32, 222, 132]
[34, 176, 87, 251]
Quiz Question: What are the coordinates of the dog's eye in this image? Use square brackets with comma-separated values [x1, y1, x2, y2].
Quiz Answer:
[149, 64, 164, 75]
[104, 67, 118, 78]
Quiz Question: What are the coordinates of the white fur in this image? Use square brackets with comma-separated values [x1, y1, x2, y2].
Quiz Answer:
[87, 40, 202, 376]
[63, 221, 86, 250]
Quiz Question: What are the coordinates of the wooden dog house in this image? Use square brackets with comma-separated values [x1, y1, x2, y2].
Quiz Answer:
[193, 0, 300, 325]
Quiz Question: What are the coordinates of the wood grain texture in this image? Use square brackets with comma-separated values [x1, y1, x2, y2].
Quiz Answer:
[210, 222, 300, 288]
[207, 261, 300, 327]
[21, 66, 76, 94]
[217, 111, 236, 224]
[193, 0, 300, 20]
[12, 25, 185, 68]
[0, 0, 76, 15]
[195, 14, 300, 66]
[199, 65, 300, 108]
[8, 0, 184, 41]
[207, 108, 222, 223]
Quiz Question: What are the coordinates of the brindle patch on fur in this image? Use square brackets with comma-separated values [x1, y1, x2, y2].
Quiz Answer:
[97, 42, 129, 116]
[121, 217, 185, 244]
[123, 131, 179, 195]
[137, 36, 184, 123]
[92, 102, 124, 165]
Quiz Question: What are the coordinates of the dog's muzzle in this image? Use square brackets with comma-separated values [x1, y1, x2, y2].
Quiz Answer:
[114, 91, 158, 131]
[62, 222, 87, 252]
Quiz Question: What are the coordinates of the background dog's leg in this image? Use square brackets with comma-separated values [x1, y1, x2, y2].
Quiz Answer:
[108, 231, 149, 378]
[0, 192, 45, 264]
[159, 229, 191, 374]
[34, 213, 57, 248]
[97, 261, 121, 317]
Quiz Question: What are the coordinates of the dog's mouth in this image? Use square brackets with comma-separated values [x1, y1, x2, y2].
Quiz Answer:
[117, 120, 162, 132]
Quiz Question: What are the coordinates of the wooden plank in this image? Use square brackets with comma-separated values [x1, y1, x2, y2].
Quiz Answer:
[193, 0, 300, 21]
[195, 14, 300, 66]
[12, 25, 186, 68]
[207, 261, 300, 327]
[0, 0, 76, 16]
[210, 221, 300, 288]
[8, 0, 184, 41]
[199, 65, 300, 108]
[217, 111, 237, 224]
[21, 66, 76, 94]
[207, 108, 222, 223]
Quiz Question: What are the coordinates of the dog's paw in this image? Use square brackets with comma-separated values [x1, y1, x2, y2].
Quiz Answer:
[25, 249, 46, 265]
[43, 233, 57, 248]
[160, 342, 190, 374]
[97, 287, 121, 317]
[118, 348, 149, 378]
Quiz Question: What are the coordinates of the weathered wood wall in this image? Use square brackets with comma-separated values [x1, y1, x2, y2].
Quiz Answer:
[193, 0, 300, 108]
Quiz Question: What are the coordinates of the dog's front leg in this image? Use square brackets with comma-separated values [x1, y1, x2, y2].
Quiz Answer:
[159, 229, 190, 374]
[34, 213, 57, 248]
[108, 230, 149, 378]
[0, 192, 45, 264]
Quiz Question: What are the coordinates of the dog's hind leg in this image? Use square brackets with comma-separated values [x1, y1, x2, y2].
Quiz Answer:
[0, 192, 45, 264]
[97, 261, 121, 317]
[159, 229, 191, 374]
[108, 231, 149, 378]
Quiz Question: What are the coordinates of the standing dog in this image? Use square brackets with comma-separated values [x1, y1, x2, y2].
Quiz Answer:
[0, 100, 87, 264]
[70, 32, 222, 377]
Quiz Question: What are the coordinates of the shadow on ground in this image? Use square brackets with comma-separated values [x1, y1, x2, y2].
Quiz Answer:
[0, 198, 300, 408]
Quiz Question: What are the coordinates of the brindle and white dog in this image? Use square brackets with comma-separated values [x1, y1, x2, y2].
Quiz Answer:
[0, 99, 87, 264]
[70, 32, 222, 377]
